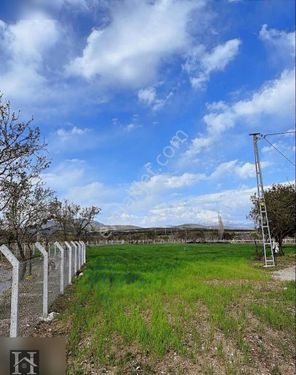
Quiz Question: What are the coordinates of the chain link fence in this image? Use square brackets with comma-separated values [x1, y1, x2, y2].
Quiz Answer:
[48, 244, 61, 307]
[0, 262, 12, 336]
[18, 257, 44, 336]
[63, 244, 69, 289]
[0, 241, 86, 337]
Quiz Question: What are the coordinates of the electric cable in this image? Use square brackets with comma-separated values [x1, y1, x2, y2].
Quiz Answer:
[263, 130, 296, 137]
[262, 136, 295, 166]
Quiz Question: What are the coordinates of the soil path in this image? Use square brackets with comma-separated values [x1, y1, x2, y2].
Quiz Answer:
[272, 266, 295, 281]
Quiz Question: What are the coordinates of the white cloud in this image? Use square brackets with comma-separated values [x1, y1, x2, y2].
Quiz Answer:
[129, 172, 207, 197]
[138, 87, 156, 106]
[0, 13, 60, 102]
[66, 181, 111, 205]
[42, 159, 120, 208]
[1, 15, 59, 63]
[123, 123, 142, 132]
[137, 86, 172, 110]
[234, 162, 255, 179]
[184, 38, 241, 89]
[67, 0, 202, 87]
[144, 186, 256, 226]
[42, 159, 268, 227]
[107, 185, 258, 227]
[183, 68, 295, 161]
[47, 125, 101, 153]
[56, 126, 89, 140]
[54, 0, 90, 7]
[129, 159, 260, 200]
[35, 0, 94, 11]
[211, 160, 270, 179]
[42, 159, 86, 192]
[259, 24, 295, 66]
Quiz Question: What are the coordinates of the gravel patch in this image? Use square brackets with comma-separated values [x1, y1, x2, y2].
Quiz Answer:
[272, 266, 295, 281]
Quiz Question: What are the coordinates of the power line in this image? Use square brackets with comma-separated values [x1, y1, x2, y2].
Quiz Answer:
[264, 130, 296, 137]
[262, 136, 295, 166]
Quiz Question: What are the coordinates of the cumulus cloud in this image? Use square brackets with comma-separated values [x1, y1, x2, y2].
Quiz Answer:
[66, 0, 202, 87]
[210, 160, 270, 179]
[32, 0, 96, 11]
[66, 181, 113, 206]
[129, 159, 261, 200]
[138, 87, 156, 106]
[42, 159, 120, 207]
[47, 126, 99, 153]
[0, 13, 60, 102]
[56, 126, 89, 140]
[107, 185, 258, 227]
[129, 172, 207, 197]
[184, 38, 241, 89]
[42, 158, 268, 227]
[183, 68, 295, 161]
[56, 126, 90, 140]
[259, 24, 295, 66]
[137, 86, 173, 110]
[144, 186, 256, 226]
[42, 159, 86, 192]
[123, 123, 142, 132]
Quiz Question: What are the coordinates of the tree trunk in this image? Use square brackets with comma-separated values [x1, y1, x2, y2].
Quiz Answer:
[27, 243, 33, 276]
[16, 239, 25, 261]
[278, 237, 285, 255]
[254, 240, 263, 259]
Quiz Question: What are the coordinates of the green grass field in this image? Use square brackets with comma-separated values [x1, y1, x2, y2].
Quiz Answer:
[48, 243, 295, 374]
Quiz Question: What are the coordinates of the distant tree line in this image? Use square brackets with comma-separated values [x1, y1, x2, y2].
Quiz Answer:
[0, 95, 100, 260]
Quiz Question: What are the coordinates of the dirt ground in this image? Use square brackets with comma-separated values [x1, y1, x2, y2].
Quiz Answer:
[272, 266, 295, 281]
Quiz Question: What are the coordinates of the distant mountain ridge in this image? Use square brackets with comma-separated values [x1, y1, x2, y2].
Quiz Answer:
[90, 221, 252, 231]
[40, 220, 252, 233]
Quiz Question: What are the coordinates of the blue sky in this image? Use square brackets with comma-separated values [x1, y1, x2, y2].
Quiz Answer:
[0, 0, 295, 227]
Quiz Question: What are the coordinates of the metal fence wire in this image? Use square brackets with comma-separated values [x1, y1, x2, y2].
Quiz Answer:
[63, 245, 69, 289]
[0, 262, 12, 336]
[18, 257, 43, 336]
[48, 244, 61, 308]
[72, 244, 76, 277]
[0, 241, 86, 337]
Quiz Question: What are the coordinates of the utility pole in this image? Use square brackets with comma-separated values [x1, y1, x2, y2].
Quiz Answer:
[250, 133, 275, 267]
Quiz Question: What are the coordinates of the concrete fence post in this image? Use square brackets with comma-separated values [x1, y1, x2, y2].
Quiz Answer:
[70, 241, 78, 273]
[75, 241, 80, 270]
[81, 241, 85, 264]
[76, 241, 82, 269]
[35, 242, 48, 319]
[83, 241, 86, 264]
[81, 242, 84, 265]
[0, 245, 19, 337]
[77, 241, 83, 268]
[54, 242, 65, 294]
[80, 241, 85, 265]
[64, 241, 72, 284]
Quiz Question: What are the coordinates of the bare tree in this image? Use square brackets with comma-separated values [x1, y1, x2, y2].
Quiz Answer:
[0, 95, 49, 210]
[2, 176, 55, 260]
[72, 205, 101, 240]
[218, 213, 224, 240]
[0, 95, 100, 254]
[51, 200, 101, 240]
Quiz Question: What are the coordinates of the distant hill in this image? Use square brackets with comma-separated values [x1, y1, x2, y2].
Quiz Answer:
[89, 221, 141, 231]
[39, 220, 252, 234]
[172, 223, 209, 229]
